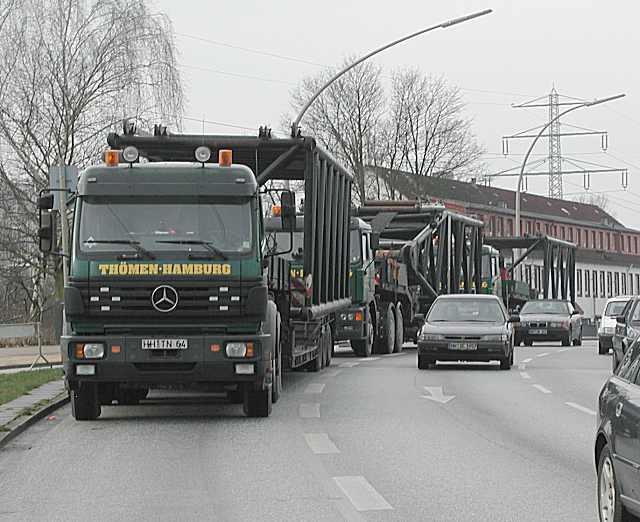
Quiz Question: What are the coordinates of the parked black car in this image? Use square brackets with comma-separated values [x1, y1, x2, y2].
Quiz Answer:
[613, 295, 640, 372]
[595, 338, 640, 521]
[515, 299, 582, 346]
[417, 294, 517, 370]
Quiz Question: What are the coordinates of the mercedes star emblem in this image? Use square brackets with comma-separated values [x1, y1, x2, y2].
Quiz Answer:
[151, 285, 179, 313]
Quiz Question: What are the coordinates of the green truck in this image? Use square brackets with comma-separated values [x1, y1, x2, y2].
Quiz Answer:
[37, 128, 352, 420]
[335, 200, 485, 356]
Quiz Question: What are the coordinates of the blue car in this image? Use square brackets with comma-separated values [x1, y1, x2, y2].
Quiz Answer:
[595, 339, 640, 521]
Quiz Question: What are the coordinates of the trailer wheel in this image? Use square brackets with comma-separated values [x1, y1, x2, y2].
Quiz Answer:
[375, 303, 396, 355]
[351, 313, 373, 357]
[71, 382, 101, 421]
[243, 387, 272, 417]
[394, 304, 404, 353]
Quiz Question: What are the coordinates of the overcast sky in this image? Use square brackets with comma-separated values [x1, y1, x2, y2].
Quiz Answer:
[151, 0, 640, 228]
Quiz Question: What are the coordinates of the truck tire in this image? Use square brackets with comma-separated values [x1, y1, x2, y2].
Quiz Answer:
[573, 327, 582, 346]
[309, 327, 325, 372]
[393, 304, 404, 353]
[227, 388, 244, 404]
[375, 303, 396, 355]
[351, 313, 373, 357]
[598, 341, 608, 355]
[272, 312, 282, 404]
[71, 383, 101, 421]
[500, 351, 512, 370]
[243, 388, 272, 418]
[324, 325, 333, 368]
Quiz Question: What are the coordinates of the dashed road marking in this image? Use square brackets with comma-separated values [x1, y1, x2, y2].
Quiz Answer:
[517, 364, 526, 371]
[520, 372, 531, 379]
[532, 384, 552, 394]
[383, 353, 406, 357]
[559, 348, 572, 353]
[339, 362, 359, 368]
[333, 476, 393, 512]
[522, 358, 533, 363]
[326, 369, 343, 377]
[304, 383, 326, 394]
[304, 433, 340, 454]
[358, 357, 380, 362]
[537, 352, 549, 358]
[299, 403, 321, 418]
[565, 402, 597, 416]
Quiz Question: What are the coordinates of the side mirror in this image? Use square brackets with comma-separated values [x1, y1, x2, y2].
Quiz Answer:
[508, 315, 520, 323]
[38, 211, 57, 253]
[616, 315, 626, 324]
[280, 190, 296, 231]
[370, 233, 379, 252]
[571, 310, 579, 316]
[38, 193, 54, 210]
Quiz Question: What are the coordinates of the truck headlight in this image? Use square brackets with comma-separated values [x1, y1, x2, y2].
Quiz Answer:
[83, 343, 105, 359]
[226, 342, 247, 358]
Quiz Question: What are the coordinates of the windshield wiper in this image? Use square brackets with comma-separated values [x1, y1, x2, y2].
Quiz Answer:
[84, 239, 155, 259]
[155, 240, 228, 260]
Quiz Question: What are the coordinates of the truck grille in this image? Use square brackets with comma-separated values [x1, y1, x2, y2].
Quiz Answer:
[79, 280, 248, 319]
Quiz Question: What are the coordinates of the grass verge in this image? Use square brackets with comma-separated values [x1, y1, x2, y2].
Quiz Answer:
[0, 369, 63, 406]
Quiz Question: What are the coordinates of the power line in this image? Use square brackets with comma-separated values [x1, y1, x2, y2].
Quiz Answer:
[178, 63, 295, 86]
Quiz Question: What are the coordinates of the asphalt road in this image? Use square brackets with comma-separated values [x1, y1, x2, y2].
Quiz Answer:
[0, 339, 612, 521]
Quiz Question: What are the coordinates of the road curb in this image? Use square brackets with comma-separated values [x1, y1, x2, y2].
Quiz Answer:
[0, 392, 69, 450]
[0, 362, 63, 372]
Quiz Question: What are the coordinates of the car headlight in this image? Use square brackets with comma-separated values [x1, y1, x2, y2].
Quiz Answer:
[550, 321, 569, 329]
[83, 343, 105, 359]
[420, 333, 444, 342]
[483, 334, 509, 342]
[226, 342, 247, 358]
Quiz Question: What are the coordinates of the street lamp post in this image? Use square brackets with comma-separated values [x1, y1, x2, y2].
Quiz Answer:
[514, 93, 626, 238]
[290, 9, 493, 137]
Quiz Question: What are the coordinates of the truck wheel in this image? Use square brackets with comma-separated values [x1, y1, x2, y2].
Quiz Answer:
[500, 353, 512, 370]
[243, 388, 272, 417]
[598, 341, 608, 355]
[393, 304, 404, 353]
[573, 328, 582, 346]
[71, 383, 101, 421]
[272, 313, 282, 404]
[309, 327, 325, 372]
[351, 313, 373, 357]
[227, 388, 244, 404]
[375, 303, 396, 355]
[418, 354, 433, 370]
[324, 325, 333, 367]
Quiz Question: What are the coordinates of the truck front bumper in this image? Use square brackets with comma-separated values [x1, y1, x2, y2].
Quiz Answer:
[62, 332, 270, 388]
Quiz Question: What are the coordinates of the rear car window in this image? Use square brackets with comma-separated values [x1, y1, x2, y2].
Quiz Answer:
[604, 300, 629, 316]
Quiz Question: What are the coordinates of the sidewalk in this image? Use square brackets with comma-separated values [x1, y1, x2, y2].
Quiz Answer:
[0, 344, 61, 369]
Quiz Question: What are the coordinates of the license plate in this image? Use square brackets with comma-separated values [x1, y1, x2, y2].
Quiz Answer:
[141, 338, 188, 350]
[449, 342, 477, 351]
[529, 329, 547, 335]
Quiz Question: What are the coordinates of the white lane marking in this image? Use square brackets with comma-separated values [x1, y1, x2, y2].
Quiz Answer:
[420, 386, 455, 404]
[358, 357, 380, 362]
[333, 476, 393, 512]
[520, 372, 531, 379]
[565, 402, 597, 416]
[517, 363, 526, 371]
[537, 352, 550, 358]
[299, 403, 321, 418]
[326, 369, 343, 377]
[559, 348, 572, 353]
[304, 383, 326, 394]
[522, 358, 533, 363]
[339, 362, 359, 368]
[383, 353, 406, 357]
[532, 384, 552, 394]
[304, 433, 340, 454]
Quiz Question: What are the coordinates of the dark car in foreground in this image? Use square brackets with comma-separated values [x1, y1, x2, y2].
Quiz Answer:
[417, 294, 517, 370]
[595, 338, 640, 521]
[613, 295, 640, 372]
[599, 296, 631, 355]
[515, 299, 582, 346]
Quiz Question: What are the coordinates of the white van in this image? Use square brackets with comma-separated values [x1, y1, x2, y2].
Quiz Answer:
[598, 296, 632, 354]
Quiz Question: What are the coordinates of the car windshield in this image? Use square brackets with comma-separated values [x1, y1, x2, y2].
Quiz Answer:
[78, 196, 253, 255]
[427, 298, 505, 323]
[520, 300, 568, 315]
[604, 300, 629, 316]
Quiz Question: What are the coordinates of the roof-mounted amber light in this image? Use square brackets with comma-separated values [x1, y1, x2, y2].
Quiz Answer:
[219, 149, 232, 167]
[104, 149, 119, 167]
[272, 205, 282, 217]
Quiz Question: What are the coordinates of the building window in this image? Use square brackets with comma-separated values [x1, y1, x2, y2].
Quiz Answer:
[536, 222, 541, 233]
[576, 229, 581, 246]
[508, 218, 513, 236]
[585, 270, 591, 297]
[615, 272, 620, 295]
[628, 236, 632, 253]
[629, 273, 634, 295]
[614, 234, 620, 252]
[525, 264, 532, 286]
[635, 237, 638, 254]
[576, 269, 583, 297]
[622, 273, 627, 295]
[636, 274, 640, 295]
[601, 271, 606, 298]
[607, 233, 612, 251]
[545, 224, 550, 235]
[593, 231, 597, 249]
[593, 270, 598, 298]
[607, 272, 613, 297]
[534, 266, 541, 291]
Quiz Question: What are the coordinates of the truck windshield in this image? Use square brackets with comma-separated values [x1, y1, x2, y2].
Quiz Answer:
[78, 196, 253, 255]
[350, 229, 361, 263]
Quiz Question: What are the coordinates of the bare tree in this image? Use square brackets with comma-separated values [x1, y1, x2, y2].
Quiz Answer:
[288, 58, 385, 203]
[575, 192, 614, 216]
[0, 0, 183, 326]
